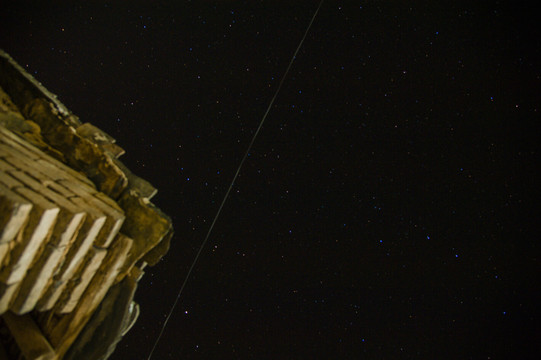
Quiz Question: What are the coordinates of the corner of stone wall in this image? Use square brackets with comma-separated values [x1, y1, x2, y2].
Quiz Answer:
[0, 49, 174, 360]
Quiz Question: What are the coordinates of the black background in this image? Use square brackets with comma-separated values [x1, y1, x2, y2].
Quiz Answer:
[1, 1, 540, 359]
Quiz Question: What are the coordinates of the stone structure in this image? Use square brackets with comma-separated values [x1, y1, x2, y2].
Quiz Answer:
[0, 50, 173, 359]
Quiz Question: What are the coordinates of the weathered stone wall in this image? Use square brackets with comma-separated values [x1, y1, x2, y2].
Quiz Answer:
[0, 50, 173, 359]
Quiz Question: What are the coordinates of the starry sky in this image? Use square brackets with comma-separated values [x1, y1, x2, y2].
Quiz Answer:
[1, 1, 540, 359]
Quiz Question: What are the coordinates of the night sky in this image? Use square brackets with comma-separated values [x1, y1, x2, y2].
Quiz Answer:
[1, 1, 540, 359]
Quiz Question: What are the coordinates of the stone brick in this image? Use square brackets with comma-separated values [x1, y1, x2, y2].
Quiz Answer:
[0, 183, 32, 248]
[1, 139, 124, 242]
[0, 282, 18, 314]
[22, 98, 128, 198]
[0, 158, 14, 171]
[56, 247, 107, 314]
[58, 180, 124, 248]
[36, 205, 106, 312]
[0, 169, 22, 190]
[75, 123, 116, 146]
[0, 142, 40, 162]
[117, 190, 172, 273]
[0, 125, 93, 187]
[0, 50, 174, 359]
[0, 187, 59, 286]
[100, 143, 125, 158]
[48, 234, 132, 358]
[0, 244, 9, 267]
[93, 190, 123, 213]
[5, 169, 82, 217]
[11, 211, 86, 314]
[36, 159, 93, 187]
[111, 158, 157, 200]
[10, 244, 61, 314]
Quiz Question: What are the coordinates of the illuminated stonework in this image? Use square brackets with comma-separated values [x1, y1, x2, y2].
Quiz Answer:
[0, 50, 173, 360]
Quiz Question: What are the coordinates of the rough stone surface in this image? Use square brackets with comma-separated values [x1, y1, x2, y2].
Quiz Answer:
[0, 186, 59, 285]
[0, 50, 173, 360]
[0, 183, 32, 247]
[23, 98, 128, 199]
[48, 234, 133, 359]
[36, 211, 106, 312]
[117, 190, 172, 271]
[64, 272, 138, 360]
[11, 211, 86, 315]
[56, 247, 107, 314]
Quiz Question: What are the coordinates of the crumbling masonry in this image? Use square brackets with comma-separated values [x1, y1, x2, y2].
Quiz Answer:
[0, 50, 173, 360]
